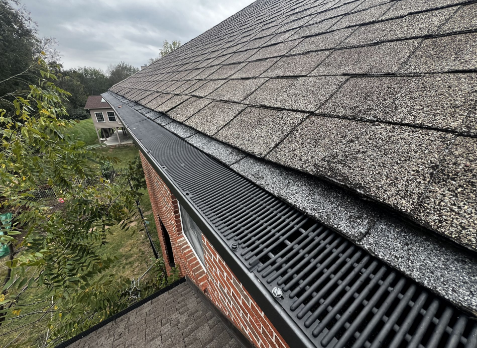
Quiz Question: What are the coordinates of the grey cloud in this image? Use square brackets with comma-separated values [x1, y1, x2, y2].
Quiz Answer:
[21, 0, 255, 70]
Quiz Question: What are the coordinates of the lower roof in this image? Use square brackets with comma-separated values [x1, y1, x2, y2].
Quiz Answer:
[103, 91, 477, 348]
[57, 280, 245, 348]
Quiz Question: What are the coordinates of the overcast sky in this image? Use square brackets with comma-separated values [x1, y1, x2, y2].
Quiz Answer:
[21, 0, 256, 71]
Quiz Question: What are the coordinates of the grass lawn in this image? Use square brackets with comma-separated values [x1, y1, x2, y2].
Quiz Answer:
[66, 119, 98, 146]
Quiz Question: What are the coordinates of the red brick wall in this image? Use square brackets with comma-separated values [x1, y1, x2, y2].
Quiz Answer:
[204, 238, 289, 348]
[140, 152, 289, 348]
[140, 152, 207, 290]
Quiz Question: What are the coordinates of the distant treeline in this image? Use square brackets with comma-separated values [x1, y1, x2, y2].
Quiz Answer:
[0, 0, 139, 120]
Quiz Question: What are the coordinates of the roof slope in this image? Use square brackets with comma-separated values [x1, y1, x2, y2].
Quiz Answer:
[64, 281, 244, 348]
[84, 95, 111, 110]
[110, 0, 477, 251]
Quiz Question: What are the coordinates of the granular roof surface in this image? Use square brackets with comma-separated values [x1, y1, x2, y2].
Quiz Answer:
[110, 0, 477, 252]
[65, 282, 244, 348]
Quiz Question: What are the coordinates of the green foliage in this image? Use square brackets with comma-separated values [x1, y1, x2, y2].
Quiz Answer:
[149, 39, 182, 64]
[107, 62, 139, 87]
[65, 119, 98, 146]
[160, 40, 181, 57]
[0, 58, 139, 346]
[0, 0, 39, 113]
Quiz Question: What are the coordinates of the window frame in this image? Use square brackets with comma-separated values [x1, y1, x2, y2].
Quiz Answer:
[95, 112, 105, 122]
[178, 204, 206, 268]
[107, 111, 116, 122]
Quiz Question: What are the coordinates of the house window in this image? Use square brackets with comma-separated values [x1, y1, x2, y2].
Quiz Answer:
[107, 111, 116, 122]
[180, 205, 205, 264]
[159, 219, 175, 268]
[95, 112, 105, 122]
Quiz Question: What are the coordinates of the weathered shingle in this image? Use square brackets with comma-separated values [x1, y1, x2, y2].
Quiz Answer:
[185, 101, 246, 136]
[206, 63, 247, 80]
[440, 2, 477, 33]
[208, 78, 267, 102]
[400, 33, 477, 73]
[311, 39, 419, 75]
[415, 137, 477, 250]
[216, 107, 308, 157]
[168, 97, 212, 122]
[320, 74, 477, 131]
[262, 51, 330, 77]
[329, 2, 393, 30]
[191, 80, 227, 97]
[245, 76, 347, 111]
[342, 7, 456, 46]
[231, 58, 279, 78]
[290, 27, 355, 54]
[381, 0, 465, 20]
[267, 116, 453, 214]
[247, 40, 301, 60]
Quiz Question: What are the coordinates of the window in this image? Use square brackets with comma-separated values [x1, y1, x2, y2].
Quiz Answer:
[107, 111, 116, 122]
[180, 205, 205, 264]
[159, 219, 175, 267]
[95, 112, 105, 122]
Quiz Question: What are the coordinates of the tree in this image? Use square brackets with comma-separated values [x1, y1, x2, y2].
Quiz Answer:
[0, 57, 138, 347]
[160, 40, 181, 57]
[148, 39, 182, 65]
[107, 62, 139, 87]
[71, 67, 109, 96]
[0, 0, 38, 113]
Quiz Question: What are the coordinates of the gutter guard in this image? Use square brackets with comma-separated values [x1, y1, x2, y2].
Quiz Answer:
[103, 92, 477, 348]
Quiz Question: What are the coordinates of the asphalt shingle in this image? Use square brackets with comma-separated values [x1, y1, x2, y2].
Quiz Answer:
[168, 97, 212, 122]
[247, 40, 301, 60]
[289, 27, 355, 54]
[262, 51, 330, 77]
[329, 2, 393, 30]
[185, 101, 246, 136]
[319, 74, 477, 131]
[208, 79, 267, 102]
[311, 39, 419, 75]
[381, 0, 465, 20]
[216, 107, 308, 157]
[267, 116, 453, 214]
[415, 137, 477, 250]
[440, 2, 477, 33]
[400, 33, 477, 73]
[245, 76, 347, 111]
[231, 58, 279, 78]
[66, 282, 244, 348]
[341, 7, 456, 46]
[191, 80, 228, 97]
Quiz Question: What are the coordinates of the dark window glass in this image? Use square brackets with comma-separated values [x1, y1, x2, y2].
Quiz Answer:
[95, 112, 105, 122]
[159, 219, 175, 267]
[107, 111, 116, 122]
[180, 205, 204, 264]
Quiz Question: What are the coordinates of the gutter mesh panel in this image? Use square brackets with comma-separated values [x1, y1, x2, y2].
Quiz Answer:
[108, 94, 477, 348]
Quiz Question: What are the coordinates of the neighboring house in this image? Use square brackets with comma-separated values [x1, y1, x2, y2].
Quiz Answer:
[98, 0, 476, 347]
[84, 95, 124, 144]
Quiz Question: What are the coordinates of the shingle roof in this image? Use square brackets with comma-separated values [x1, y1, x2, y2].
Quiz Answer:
[84, 95, 112, 110]
[104, 91, 477, 318]
[110, 0, 477, 252]
[63, 281, 245, 348]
